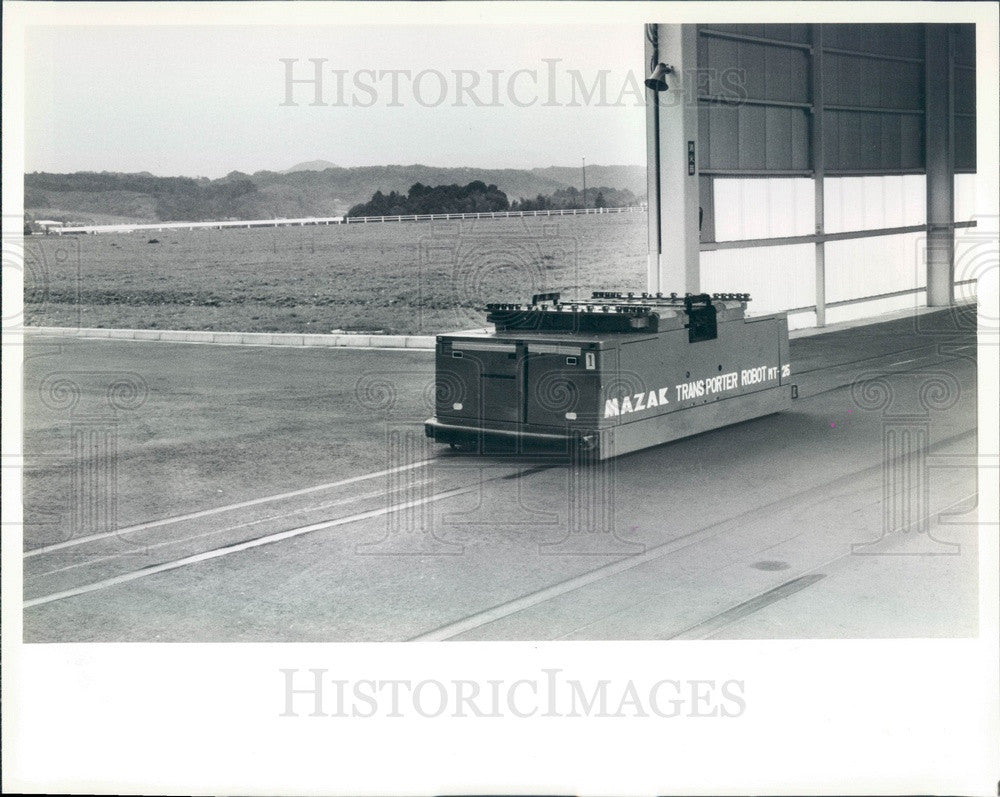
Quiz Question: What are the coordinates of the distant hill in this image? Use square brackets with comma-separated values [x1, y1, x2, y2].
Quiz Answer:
[283, 160, 340, 173]
[529, 165, 645, 194]
[24, 163, 645, 223]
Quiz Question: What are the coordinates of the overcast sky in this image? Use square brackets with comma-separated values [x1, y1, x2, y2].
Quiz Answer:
[26, 24, 648, 177]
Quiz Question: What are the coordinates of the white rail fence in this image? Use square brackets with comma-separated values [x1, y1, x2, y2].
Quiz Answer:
[51, 204, 647, 235]
[344, 205, 645, 225]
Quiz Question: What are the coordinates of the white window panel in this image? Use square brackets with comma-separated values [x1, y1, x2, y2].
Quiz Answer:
[787, 310, 819, 331]
[954, 173, 977, 223]
[825, 232, 925, 304]
[702, 244, 814, 314]
[825, 175, 926, 234]
[713, 178, 814, 241]
[954, 229, 998, 291]
[900, 174, 926, 225]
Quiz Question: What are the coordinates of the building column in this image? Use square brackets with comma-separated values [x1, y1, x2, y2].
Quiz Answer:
[645, 24, 700, 295]
[925, 24, 955, 307]
[811, 25, 827, 327]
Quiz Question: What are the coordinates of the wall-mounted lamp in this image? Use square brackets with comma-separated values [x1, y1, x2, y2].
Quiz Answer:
[644, 62, 674, 92]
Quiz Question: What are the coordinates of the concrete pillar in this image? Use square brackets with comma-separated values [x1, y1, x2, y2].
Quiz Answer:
[645, 24, 700, 295]
[925, 24, 955, 307]
[811, 25, 827, 327]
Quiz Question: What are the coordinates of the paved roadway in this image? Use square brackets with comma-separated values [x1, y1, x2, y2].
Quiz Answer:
[21, 306, 980, 641]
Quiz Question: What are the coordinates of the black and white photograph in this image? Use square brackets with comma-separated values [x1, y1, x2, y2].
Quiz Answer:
[2, 1, 998, 795]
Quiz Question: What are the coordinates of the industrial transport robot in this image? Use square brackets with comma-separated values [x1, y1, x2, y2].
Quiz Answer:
[425, 291, 792, 460]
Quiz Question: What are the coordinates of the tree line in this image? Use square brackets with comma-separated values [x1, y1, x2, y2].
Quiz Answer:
[510, 185, 638, 212]
[347, 181, 511, 217]
[347, 182, 640, 217]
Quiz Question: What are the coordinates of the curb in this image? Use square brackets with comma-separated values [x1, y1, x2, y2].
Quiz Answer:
[24, 300, 973, 350]
[24, 326, 437, 350]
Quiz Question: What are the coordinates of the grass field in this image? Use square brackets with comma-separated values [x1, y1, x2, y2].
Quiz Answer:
[25, 213, 647, 335]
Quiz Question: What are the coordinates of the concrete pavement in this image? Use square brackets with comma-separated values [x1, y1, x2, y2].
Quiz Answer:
[20, 307, 980, 641]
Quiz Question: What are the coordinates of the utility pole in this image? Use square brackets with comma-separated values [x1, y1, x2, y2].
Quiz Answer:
[581, 156, 587, 209]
